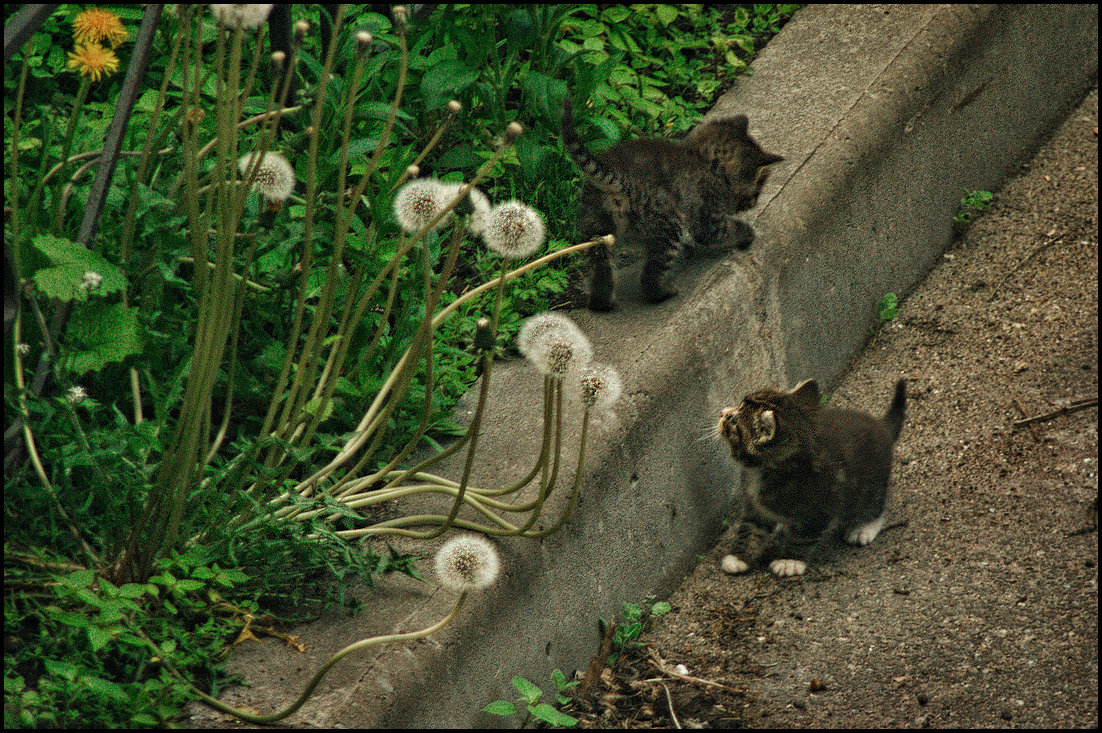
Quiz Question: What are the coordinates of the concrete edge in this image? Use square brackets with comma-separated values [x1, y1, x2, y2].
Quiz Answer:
[197, 4, 1098, 728]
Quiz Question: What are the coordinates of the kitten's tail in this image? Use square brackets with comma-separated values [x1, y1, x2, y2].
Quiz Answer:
[561, 97, 624, 196]
[883, 378, 907, 443]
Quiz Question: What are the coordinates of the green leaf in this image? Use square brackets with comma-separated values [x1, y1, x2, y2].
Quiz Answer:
[30, 234, 127, 302]
[651, 601, 672, 616]
[512, 675, 542, 704]
[87, 625, 114, 652]
[529, 702, 578, 727]
[877, 293, 900, 323]
[80, 675, 130, 703]
[655, 5, 680, 25]
[174, 579, 206, 593]
[63, 301, 142, 375]
[43, 659, 79, 681]
[420, 60, 478, 110]
[482, 700, 518, 716]
[61, 569, 95, 588]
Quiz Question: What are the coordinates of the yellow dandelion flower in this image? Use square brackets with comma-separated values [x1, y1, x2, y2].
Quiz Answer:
[67, 44, 121, 83]
[72, 8, 129, 49]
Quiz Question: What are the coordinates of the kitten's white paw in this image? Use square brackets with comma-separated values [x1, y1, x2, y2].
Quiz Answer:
[769, 559, 807, 577]
[721, 555, 750, 575]
[846, 515, 886, 546]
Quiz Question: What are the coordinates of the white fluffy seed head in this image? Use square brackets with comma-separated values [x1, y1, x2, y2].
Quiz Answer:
[482, 201, 545, 260]
[210, 4, 273, 30]
[447, 99, 463, 114]
[434, 534, 501, 592]
[238, 152, 296, 203]
[393, 178, 451, 233]
[518, 313, 592, 380]
[466, 186, 492, 236]
[574, 363, 623, 412]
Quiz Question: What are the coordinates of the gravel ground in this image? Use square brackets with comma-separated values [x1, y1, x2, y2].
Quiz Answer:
[564, 88, 1098, 729]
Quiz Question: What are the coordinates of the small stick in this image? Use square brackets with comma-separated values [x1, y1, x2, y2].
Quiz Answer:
[1013, 398, 1098, 429]
[661, 682, 682, 729]
[1012, 394, 1042, 442]
[1009, 235, 1064, 274]
[647, 649, 742, 695]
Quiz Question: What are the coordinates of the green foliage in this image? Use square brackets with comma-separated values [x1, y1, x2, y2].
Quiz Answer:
[607, 598, 671, 666]
[483, 673, 580, 728]
[877, 292, 901, 324]
[6, 4, 799, 728]
[953, 189, 994, 228]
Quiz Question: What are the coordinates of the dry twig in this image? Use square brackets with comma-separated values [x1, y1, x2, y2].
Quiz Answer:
[1013, 398, 1097, 429]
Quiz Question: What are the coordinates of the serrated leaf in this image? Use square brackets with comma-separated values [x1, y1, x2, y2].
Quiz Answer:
[30, 234, 127, 302]
[80, 675, 129, 702]
[63, 301, 142, 375]
[529, 702, 578, 727]
[87, 625, 114, 652]
[512, 676, 542, 704]
[482, 700, 518, 716]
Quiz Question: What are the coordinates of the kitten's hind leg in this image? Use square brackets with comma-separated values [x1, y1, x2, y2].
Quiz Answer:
[845, 513, 886, 546]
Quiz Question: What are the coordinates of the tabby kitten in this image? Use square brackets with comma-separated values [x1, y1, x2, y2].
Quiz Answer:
[717, 378, 907, 577]
[562, 98, 783, 311]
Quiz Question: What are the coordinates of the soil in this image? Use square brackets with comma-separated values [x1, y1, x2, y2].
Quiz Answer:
[560, 89, 1098, 729]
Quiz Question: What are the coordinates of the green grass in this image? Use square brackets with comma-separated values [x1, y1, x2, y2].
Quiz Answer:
[5, 4, 799, 727]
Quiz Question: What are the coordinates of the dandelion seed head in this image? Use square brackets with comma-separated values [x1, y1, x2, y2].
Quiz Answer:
[67, 385, 87, 404]
[211, 4, 273, 30]
[518, 313, 592, 379]
[434, 534, 501, 592]
[448, 99, 463, 114]
[72, 8, 128, 49]
[17, 343, 30, 356]
[67, 44, 120, 82]
[81, 271, 103, 292]
[575, 363, 623, 412]
[394, 178, 450, 233]
[239, 152, 295, 203]
[466, 186, 492, 236]
[482, 201, 544, 260]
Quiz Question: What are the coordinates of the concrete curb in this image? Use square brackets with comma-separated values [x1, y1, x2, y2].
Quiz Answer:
[197, 4, 1097, 728]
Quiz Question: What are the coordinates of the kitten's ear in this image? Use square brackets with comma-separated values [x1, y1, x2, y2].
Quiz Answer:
[789, 379, 821, 410]
[729, 115, 750, 136]
[757, 409, 776, 442]
[759, 150, 785, 167]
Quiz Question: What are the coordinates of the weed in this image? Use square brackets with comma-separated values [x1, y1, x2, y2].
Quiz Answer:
[483, 672, 580, 728]
[953, 189, 994, 232]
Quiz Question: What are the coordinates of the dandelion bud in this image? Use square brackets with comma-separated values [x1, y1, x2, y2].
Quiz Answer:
[356, 30, 373, 51]
[505, 121, 524, 142]
[600, 234, 616, 248]
[474, 317, 496, 352]
[481, 201, 545, 260]
[573, 363, 623, 413]
[238, 151, 296, 203]
[406, 164, 421, 179]
[447, 99, 463, 114]
[434, 534, 501, 592]
[211, 4, 274, 30]
[294, 19, 310, 38]
[392, 5, 409, 32]
[393, 178, 450, 233]
[271, 50, 286, 66]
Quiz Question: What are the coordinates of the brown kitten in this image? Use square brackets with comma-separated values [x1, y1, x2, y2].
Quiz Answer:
[561, 98, 783, 311]
[717, 378, 907, 577]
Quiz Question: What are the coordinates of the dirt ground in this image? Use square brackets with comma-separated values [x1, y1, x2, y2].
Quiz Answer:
[561, 89, 1099, 729]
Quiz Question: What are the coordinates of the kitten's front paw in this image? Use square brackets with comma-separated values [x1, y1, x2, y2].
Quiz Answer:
[588, 293, 616, 312]
[769, 559, 807, 577]
[720, 555, 750, 575]
[730, 220, 755, 250]
[845, 515, 885, 547]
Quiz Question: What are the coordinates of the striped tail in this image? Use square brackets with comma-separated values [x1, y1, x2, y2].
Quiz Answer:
[883, 378, 907, 443]
[561, 97, 625, 197]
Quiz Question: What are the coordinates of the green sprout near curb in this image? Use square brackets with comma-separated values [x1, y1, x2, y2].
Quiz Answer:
[953, 189, 994, 231]
[484, 672, 580, 728]
[877, 292, 901, 324]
